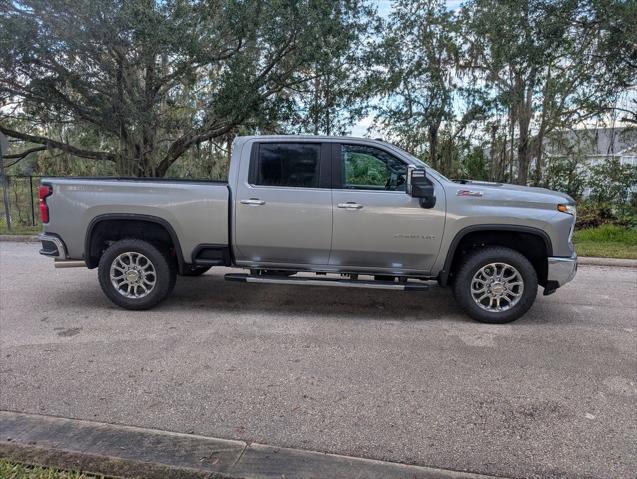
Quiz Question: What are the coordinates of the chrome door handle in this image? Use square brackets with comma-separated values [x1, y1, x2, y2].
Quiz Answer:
[337, 202, 363, 209]
[240, 198, 265, 206]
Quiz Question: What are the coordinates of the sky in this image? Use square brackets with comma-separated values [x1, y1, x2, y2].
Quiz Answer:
[376, 0, 464, 17]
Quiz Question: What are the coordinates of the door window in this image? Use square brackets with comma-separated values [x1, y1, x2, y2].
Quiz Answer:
[341, 144, 407, 191]
[255, 143, 320, 188]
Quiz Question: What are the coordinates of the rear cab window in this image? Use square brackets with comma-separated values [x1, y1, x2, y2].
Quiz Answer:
[251, 143, 321, 188]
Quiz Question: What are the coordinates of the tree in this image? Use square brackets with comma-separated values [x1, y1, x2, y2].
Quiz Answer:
[462, 146, 489, 181]
[461, 0, 633, 185]
[0, 0, 371, 176]
[287, 3, 376, 137]
[370, 0, 461, 171]
[588, 0, 637, 126]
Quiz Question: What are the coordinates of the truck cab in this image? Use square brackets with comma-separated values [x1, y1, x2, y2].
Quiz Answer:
[230, 137, 446, 274]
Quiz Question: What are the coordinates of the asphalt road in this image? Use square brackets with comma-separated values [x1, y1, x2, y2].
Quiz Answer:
[1, 241, 636, 479]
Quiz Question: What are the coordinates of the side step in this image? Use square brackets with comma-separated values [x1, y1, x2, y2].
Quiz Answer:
[224, 273, 429, 291]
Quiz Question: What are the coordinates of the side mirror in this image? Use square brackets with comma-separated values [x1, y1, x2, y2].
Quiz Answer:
[406, 165, 436, 209]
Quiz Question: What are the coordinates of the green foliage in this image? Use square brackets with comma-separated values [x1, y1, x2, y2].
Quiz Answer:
[544, 156, 588, 200]
[345, 153, 388, 187]
[461, 147, 489, 181]
[460, 0, 633, 185]
[575, 200, 615, 229]
[0, 175, 39, 229]
[0, 0, 372, 176]
[575, 199, 637, 230]
[542, 143, 637, 231]
[1, 0, 633, 200]
[590, 0, 637, 99]
[0, 459, 105, 478]
[0, 221, 41, 235]
[588, 157, 637, 207]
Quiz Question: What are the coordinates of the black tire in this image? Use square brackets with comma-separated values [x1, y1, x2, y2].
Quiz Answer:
[98, 239, 176, 310]
[452, 246, 538, 324]
[180, 265, 211, 276]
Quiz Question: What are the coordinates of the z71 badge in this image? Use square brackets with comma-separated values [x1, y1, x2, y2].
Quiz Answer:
[457, 189, 483, 197]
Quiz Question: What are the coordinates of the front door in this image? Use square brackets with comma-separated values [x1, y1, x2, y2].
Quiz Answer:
[329, 143, 445, 273]
[233, 141, 333, 267]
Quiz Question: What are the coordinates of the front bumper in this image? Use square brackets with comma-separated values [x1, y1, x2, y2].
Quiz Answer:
[545, 254, 577, 294]
[38, 233, 67, 259]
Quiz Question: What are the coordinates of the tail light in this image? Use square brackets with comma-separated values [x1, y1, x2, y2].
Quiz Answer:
[39, 184, 52, 223]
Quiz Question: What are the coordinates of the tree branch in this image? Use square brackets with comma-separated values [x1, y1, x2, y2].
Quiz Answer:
[0, 125, 116, 162]
[155, 122, 237, 176]
[2, 158, 26, 168]
[2, 145, 46, 160]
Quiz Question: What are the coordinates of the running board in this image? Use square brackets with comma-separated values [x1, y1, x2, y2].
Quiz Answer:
[224, 273, 429, 291]
[54, 260, 87, 268]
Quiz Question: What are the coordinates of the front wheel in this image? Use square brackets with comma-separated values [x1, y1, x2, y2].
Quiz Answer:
[453, 246, 538, 324]
[98, 239, 176, 310]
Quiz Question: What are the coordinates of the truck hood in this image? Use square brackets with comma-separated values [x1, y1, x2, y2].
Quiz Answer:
[453, 180, 575, 204]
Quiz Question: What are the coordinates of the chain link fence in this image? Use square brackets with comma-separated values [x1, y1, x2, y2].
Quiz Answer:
[0, 175, 42, 231]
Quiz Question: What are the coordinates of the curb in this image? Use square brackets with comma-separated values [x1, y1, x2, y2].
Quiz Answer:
[0, 234, 38, 242]
[0, 235, 635, 268]
[577, 256, 637, 268]
[0, 411, 502, 479]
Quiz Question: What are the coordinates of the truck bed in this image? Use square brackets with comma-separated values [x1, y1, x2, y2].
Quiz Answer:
[41, 177, 230, 264]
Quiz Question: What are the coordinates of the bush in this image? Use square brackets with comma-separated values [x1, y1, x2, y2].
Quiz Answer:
[588, 157, 637, 207]
[575, 200, 637, 230]
[575, 201, 615, 229]
[545, 155, 587, 200]
[462, 147, 489, 181]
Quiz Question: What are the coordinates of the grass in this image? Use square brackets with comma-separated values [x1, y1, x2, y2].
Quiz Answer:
[0, 460, 107, 479]
[0, 222, 41, 235]
[573, 224, 637, 259]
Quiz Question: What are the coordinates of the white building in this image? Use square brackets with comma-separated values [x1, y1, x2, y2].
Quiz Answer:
[545, 127, 637, 166]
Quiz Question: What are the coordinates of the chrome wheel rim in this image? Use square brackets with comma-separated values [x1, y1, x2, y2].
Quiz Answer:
[110, 252, 156, 299]
[471, 262, 524, 312]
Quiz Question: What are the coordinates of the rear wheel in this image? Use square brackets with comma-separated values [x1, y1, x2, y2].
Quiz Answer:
[98, 239, 176, 310]
[453, 246, 537, 323]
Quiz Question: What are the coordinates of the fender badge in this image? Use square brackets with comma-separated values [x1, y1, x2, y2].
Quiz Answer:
[457, 189, 483, 197]
[394, 233, 437, 240]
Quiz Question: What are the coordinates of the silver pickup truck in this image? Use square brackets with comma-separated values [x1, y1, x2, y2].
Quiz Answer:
[38, 135, 577, 323]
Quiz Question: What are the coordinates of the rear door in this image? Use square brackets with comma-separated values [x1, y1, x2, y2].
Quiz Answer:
[233, 141, 333, 267]
[329, 143, 445, 273]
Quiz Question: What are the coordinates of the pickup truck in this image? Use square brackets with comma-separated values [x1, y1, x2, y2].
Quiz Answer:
[37, 135, 577, 323]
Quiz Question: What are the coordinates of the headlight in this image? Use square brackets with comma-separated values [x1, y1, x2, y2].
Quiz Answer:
[558, 204, 576, 242]
[557, 204, 576, 216]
